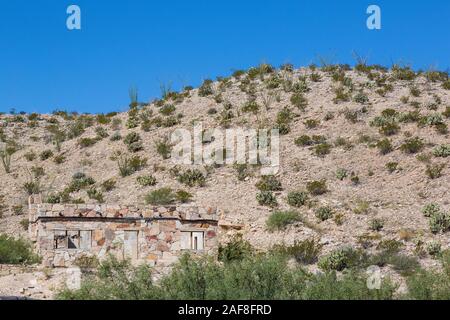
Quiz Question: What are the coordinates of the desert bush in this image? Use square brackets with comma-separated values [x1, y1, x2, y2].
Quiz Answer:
[0, 234, 40, 264]
[117, 154, 147, 177]
[23, 179, 41, 195]
[241, 101, 260, 114]
[124, 132, 143, 153]
[426, 242, 442, 257]
[198, 79, 214, 97]
[67, 173, 95, 192]
[400, 137, 424, 154]
[175, 190, 192, 203]
[39, 149, 54, 161]
[145, 188, 175, 205]
[335, 168, 348, 180]
[19, 218, 29, 231]
[370, 219, 384, 231]
[318, 247, 354, 271]
[160, 104, 176, 116]
[429, 211, 450, 234]
[425, 163, 445, 179]
[266, 211, 300, 231]
[24, 151, 36, 162]
[314, 143, 332, 157]
[315, 206, 334, 221]
[306, 180, 327, 195]
[233, 164, 251, 181]
[274, 239, 322, 265]
[290, 92, 308, 110]
[53, 154, 66, 164]
[78, 137, 98, 148]
[256, 191, 278, 207]
[287, 191, 308, 207]
[433, 145, 450, 158]
[87, 188, 104, 203]
[422, 203, 441, 217]
[376, 139, 393, 155]
[386, 162, 399, 173]
[136, 175, 157, 187]
[353, 92, 369, 104]
[256, 175, 282, 191]
[155, 139, 172, 160]
[218, 235, 252, 263]
[110, 132, 122, 141]
[177, 169, 206, 187]
[57, 253, 396, 300]
[407, 266, 450, 300]
[304, 119, 319, 129]
[101, 179, 117, 192]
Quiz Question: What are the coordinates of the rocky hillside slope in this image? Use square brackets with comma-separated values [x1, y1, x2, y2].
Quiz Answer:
[1, 63, 449, 269]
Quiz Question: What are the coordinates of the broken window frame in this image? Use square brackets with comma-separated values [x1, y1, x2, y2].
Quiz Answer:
[53, 230, 93, 250]
[181, 231, 205, 251]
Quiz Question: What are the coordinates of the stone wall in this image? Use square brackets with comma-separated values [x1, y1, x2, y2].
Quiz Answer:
[28, 196, 220, 270]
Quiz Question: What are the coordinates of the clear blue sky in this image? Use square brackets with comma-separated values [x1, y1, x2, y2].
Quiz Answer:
[0, 0, 449, 114]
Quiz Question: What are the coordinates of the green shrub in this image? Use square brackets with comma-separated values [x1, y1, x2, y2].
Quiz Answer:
[39, 149, 53, 161]
[57, 252, 396, 300]
[287, 191, 308, 207]
[400, 137, 424, 154]
[24, 151, 36, 162]
[87, 188, 104, 203]
[370, 218, 384, 231]
[425, 163, 445, 179]
[433, 145, 450, 157]
[124, 132, 143, 153]
[0, 234, 40, 264]
[304, 119, 319, 129]
[266, 211, 300, 231]
[443, 80, 450, 90]
[318, 248, 351, 271]
[376, 139, 393, 155]
[175, 190, 193, 203]
[353, 92, 369, 104]
[160, 104, 176, 116]
[218, 235, 252, 263]
[54, 154, 66, 164]
[241, 101, 260, 114]
[67, 173, 95, 192]
[315, 206, 334, 221]
[23, 180, 41, 195]
[306, 180, 327, 195]
[426, 241, 442, 257]
[177, 169, 206, 187]
[274, 239, 322, 264]
[256, 191, 277, 207]
[336, 168, 348, 180]
[110, 132, 122, 141]
[255, 175, 282, 191]
[78, 137, 98, 148]
[20, 218, 29, 231]
[95, 126, 109, 139]
[295, 135, 313, 146]
[117, 154, 147, 177]
[429, 211, 450, 234]
[314, 143, 332, 157]
[136, 175, 157, 187]
[101, 179, 117, 192]
[290, 92, 308, 110]
[422, 203, 441, 217]
[386, 162, 399, 173]
[155, 139, 172, 160]
[145, 188, 175, 205]
[198, 79, 214, 97]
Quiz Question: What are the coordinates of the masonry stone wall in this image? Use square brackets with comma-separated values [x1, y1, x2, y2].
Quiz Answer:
[28, 196, 220, 269]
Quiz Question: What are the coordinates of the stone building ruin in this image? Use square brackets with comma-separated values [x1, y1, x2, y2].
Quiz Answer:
[28, 195, 220, 269]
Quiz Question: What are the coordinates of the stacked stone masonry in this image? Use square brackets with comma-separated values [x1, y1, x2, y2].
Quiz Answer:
[28, 196, 219, 269]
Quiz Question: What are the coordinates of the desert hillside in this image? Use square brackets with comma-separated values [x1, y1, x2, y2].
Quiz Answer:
[1, 63, 449, 271]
